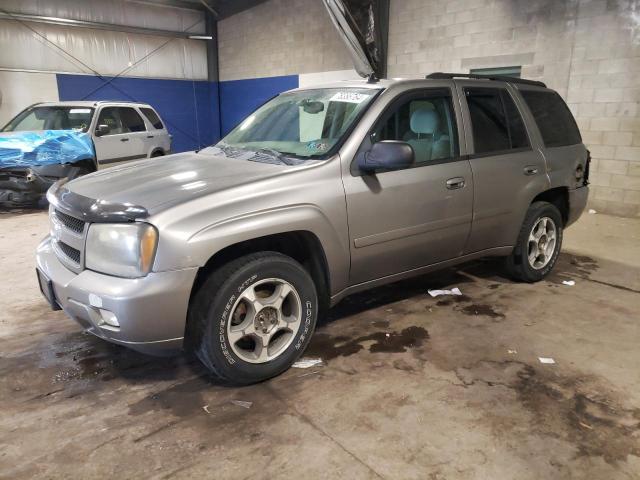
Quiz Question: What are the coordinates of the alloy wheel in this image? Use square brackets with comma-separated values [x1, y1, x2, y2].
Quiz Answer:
[227, 278, 302, 363]
[527, 216, 557, 270]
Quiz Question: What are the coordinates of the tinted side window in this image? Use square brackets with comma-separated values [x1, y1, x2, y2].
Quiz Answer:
[465, 88, 509, 153]
[119, 107, 146, 133]
[465, 88, 531, 154]
[141, 107, 164, 129]
[374, 92, 459, 164]
[520, 90, 582, 147]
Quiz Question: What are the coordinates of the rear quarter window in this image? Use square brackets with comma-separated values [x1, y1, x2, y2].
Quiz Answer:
[520, 90, 582, 148]
[140, 107, 164, 130]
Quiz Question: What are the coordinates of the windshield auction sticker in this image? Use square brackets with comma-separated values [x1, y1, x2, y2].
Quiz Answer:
[330, 91, 369, 104]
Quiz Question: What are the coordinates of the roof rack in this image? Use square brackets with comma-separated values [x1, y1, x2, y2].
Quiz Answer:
[426, 72, 546, 88]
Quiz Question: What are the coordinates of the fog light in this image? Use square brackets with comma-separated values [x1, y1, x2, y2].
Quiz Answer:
[99, 309, 119, 327]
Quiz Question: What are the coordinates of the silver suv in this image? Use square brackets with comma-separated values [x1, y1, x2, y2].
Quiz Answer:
[36, 73, 589, 384]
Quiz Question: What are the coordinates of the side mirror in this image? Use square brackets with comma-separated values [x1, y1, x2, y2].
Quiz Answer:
[358, 141, 415, 173]
[95, 124, 110, 137]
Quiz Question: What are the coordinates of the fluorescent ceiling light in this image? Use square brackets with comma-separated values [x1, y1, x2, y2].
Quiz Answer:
[188, 35, 213, 40]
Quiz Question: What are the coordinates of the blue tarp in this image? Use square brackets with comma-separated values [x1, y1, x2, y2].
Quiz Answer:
[0, 130, 95, 169]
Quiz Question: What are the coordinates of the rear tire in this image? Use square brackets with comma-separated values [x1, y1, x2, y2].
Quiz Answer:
[188, 252, 318, 385]
[506, 201, 563, 282]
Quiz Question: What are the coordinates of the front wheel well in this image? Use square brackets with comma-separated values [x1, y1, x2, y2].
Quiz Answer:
[187, 231, 331, 334]
[531, 187, 569, 225]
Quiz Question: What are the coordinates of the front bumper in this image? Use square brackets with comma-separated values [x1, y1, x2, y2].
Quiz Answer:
[566, 185, 589, 227]
[36, 236, 198, 355]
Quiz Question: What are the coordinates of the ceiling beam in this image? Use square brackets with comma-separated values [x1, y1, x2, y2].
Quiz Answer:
[0, 11, 207, 38]
[126, 0, 206, 12]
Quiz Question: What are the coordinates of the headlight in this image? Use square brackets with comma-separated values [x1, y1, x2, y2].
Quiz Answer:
[85, 223, 158, 278]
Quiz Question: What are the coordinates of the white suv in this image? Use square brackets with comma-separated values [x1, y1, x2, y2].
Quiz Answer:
[3, 100, 172, 166]
[0, 101, 172, 206]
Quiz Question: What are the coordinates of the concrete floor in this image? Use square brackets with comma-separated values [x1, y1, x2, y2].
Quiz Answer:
[1, 210, 639, 480]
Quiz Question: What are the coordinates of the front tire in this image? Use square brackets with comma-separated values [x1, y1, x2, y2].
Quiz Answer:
[189, 252, 318, 385]
[506, 201, 563, 282]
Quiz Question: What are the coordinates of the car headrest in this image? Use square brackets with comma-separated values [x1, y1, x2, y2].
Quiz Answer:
[410, 108, 439, 135]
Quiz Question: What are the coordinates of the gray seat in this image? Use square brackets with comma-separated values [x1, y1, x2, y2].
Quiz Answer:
[406, 108, 451, 163]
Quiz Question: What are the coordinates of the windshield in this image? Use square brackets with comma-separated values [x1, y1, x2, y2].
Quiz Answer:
[2, 106, 94, 133]
[217, 88, 378, 159]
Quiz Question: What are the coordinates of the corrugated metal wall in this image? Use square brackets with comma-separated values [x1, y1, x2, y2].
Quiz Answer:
[0, 0, 216, 152]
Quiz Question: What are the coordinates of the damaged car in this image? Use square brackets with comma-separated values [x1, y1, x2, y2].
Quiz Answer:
[0, 101, 171, 207]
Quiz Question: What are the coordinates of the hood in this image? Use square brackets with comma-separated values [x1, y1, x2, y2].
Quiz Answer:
[322, 0, 383, 79]
[63, 150, 296, 215]
[0, 130, 94, 169]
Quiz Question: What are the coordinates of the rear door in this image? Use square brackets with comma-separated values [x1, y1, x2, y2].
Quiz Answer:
[93, 107, 148, 167]
[342, 87, 473, 285]
[457, 83, 549, 253]
[517, 88, 588, 192]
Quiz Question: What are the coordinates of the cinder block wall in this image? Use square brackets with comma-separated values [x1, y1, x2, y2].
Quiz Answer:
[388, 0, 640, 217]
[218, 0, 353, 81]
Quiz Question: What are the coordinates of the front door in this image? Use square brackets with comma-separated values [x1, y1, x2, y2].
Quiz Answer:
[342, 88, 474, 285]
[93, 106, 148, 168]
[456, 84, 549, 252]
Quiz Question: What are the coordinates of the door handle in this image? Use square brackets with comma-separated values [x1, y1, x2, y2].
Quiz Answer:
[524, 166, 538, 175]
[146, 135, 154, 139]
[446, 177, 465, 190]
[120, 138, 129, 142]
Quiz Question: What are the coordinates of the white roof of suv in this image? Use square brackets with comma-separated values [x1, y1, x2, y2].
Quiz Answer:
[34, 101, 154, 108]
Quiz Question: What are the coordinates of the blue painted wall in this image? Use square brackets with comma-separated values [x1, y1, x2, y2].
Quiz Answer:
[56, 73, 299, 153]
[56, 74, 220, 153]
[219, 75, 299, 136]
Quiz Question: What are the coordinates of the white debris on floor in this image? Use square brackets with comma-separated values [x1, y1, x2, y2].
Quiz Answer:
[292, 358, 323, 369]
[428, 287, 462, 297]
[562, 280, 576, 286]
[538, 357, 556, 364]
[230, 400, 253, 409]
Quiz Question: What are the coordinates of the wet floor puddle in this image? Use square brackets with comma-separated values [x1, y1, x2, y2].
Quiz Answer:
[304, 326, 429, 361]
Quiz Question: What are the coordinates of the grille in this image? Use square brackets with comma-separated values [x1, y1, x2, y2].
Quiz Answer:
[57, 241, 81, 264]
[55, 210, 85, 234]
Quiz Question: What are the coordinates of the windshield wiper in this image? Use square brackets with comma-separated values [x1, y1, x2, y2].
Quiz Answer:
[254, 147, 297, 166]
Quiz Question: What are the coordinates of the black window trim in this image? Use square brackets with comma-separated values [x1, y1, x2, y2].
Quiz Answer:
[462, 85, 534, 158]
[351, 87, 465, 176]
